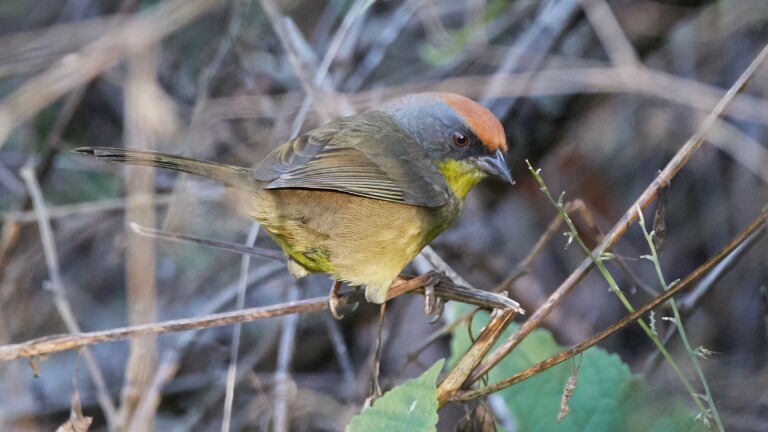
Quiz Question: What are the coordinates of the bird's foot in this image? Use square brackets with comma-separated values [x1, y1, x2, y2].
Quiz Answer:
[423, 271, 446, 322]
[348, 286, 361, 313]
[328, 280, 344, 320]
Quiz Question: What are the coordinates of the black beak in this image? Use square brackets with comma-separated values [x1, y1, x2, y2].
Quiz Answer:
[476, 149, 514, 185]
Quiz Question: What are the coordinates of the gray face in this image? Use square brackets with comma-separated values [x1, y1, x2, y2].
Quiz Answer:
[377, 93, 502, 164]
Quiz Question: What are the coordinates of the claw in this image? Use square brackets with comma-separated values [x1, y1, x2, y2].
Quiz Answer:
[329, 280, 344, 320]
[422, 272, 447, 318]
[429, 298, 445, 324]
[348, 286, 361, 312]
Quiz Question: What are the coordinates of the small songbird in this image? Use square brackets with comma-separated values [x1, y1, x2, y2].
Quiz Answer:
[76, 92, 513, 307]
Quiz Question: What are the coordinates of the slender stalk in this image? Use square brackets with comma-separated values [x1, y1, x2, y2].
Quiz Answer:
[221, 223, 259, 432]
[20, 164, 118, 430]
[637, 208, 724, 431]
[526, 161, 706, 413]
[469, 42, 768, 384]
[454, 208, 767, 401]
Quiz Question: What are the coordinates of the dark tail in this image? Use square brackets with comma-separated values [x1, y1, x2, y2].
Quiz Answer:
[75, 147, 258, 190]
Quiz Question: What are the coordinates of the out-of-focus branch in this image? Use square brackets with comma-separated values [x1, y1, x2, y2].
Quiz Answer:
[203, 66, 768, 128]
[272, 284, 300, 432]
[20, 164, 118, 429]
[579, 0, 639, 67]
[120, 45, 174, 432]
[0, 0, 224, 149]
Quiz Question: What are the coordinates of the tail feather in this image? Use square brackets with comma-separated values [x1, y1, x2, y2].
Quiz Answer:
[75, 147, 259, 190]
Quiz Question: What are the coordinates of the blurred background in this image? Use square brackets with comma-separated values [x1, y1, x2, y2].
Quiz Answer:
[0, 0, 766, 430]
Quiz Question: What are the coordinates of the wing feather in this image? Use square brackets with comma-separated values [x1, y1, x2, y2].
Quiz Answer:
[251, 112, 451, 207]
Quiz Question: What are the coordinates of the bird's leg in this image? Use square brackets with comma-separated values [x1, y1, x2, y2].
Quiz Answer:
[429, 298, 445, 324]
[328, 280, 344, 320]
[423, 283, 436, 315]
[347, 286, 361, 313]
[423, 271, 446, 320]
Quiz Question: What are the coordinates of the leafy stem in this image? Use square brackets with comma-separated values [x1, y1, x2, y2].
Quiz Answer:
[525, 160, 707, 416]
[637, 206, 723, 431]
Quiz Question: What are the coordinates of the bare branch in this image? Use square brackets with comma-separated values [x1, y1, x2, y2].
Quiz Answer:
[467, 41, 768, 385]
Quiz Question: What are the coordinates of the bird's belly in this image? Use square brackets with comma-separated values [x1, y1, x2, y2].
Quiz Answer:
[230, 188, 456, 287]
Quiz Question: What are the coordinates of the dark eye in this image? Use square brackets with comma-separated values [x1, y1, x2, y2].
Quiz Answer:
[452, 131, 469, 148]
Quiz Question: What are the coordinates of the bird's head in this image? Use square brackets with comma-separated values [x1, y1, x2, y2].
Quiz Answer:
[380, 92, 513, 199]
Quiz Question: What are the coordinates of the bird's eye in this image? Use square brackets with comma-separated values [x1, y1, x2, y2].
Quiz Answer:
[452, 131, 469, 148]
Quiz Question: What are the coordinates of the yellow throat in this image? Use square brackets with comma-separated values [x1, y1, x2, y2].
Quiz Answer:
[437, 159, 486, 199]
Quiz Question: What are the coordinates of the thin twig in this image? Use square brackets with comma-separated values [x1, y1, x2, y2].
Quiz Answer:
[436, 309, 517, 406]
[260, 0, 340, 123]
[0, 292, 359, 361]
[121, 47, 169, 432]
[323, 313, 356, 400]
[221, 223, 259, 432]
[367, 303, 388, 400]
[272, 283, 301, 432]
[568, 200, 658, 296]
[287, 0, 369, 136]
[0, 80, 88, 290]
[202, 66, 768, 129]
[19, 164, 118, 430]
[0, 0, 224, 148]
[128, 262, 283, 430]
[526, 162, 706, 413]
[129, 223, 284, 261]
[578, 0, 639, 67]
[637, 208, 723, 430]
[467, 41, 768, 385]
[454, 209, 768, 401]
[480, 0, 581, 111]
[0, 272, 500, 362]
[642, 221, 767, 369]
[1, 194, 203, 224]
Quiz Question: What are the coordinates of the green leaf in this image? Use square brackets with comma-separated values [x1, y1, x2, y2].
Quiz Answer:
[346, 359, 444, 432]
[451, 309, 706, 432]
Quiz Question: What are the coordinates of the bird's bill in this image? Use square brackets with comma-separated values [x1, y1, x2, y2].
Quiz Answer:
[475, 149, 514, 184]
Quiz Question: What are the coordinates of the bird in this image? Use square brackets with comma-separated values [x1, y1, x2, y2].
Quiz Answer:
[75, 92, 513, 312]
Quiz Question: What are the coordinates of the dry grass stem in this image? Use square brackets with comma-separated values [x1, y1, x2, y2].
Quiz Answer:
[0, 292, 361, 362]
[204, 67, 768, 127]
[643, 217, 768, 373]
[1, 194, 198, 224]
[456, 209, 768, 401]
[436, 309, 517, 406]
[578, 0, 639, 67]
[272, 283, 300, 432]
[221, 223, 260, 432]
[20, 165, 118, 429]
[119, 48, 169, 432]
[467, 41, 768, 385]
[369, 303, 388, 400]
[0, 0, 223, 148]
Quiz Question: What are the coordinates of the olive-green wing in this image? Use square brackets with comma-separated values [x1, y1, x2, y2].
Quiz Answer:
[252, 119, 451, 208]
